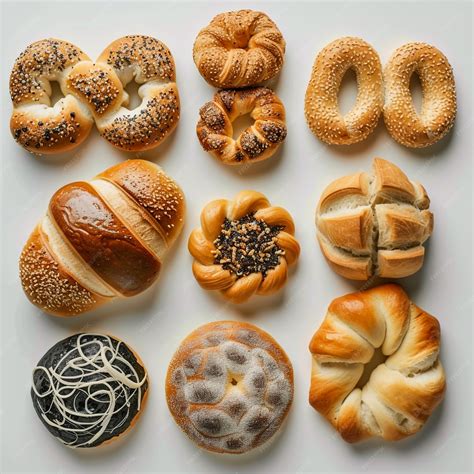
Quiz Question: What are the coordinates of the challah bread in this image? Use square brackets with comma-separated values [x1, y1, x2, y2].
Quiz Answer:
[305, 37, 383, 145]
[32, 333, 148, 448]
[193, 10, 286, 88]
[10, 35, 179, 154]
[384, 42, 456, 148]
[166, 321, 294, 454]
[189, 190, 300, 303]
[309, 284, 445, 443]
[316, 157, 433, 280]
[19, 160, 185, 316]
[196, 88, 287, 165]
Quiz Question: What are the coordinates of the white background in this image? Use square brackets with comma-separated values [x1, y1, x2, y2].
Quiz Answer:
[1, 1, 472, 472]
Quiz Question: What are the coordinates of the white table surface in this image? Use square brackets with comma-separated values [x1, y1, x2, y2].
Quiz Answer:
[1, 1, 472, 472]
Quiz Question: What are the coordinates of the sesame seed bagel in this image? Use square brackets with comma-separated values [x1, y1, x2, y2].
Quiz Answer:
[196, 87, 287, 165]
[305, 37, 383, 145]
[9, 35, 180, 155]
[19, 160, 185, 317]
[383, 42, 456, 148]
[193, 10, 286, 88]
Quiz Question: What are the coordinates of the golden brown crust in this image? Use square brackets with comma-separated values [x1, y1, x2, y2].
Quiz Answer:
[166, 321, 294, 454]
[305, 37, 383, 145]
[316, 158, 433, 280]
[197, 87, 286, 165]
[308, 284, 445, 443]
[193, 10, 286, 88]
[383, 42, 456, 148]
[189, 190, 299, 303]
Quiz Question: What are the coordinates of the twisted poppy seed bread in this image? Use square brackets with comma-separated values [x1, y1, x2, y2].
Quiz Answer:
[309, 284, 445, 443]
[305, 37, 383, 145]
[197, 87, 286, 165]
[383, 42, 456, 148]
[188, 190, 300, 303]
[31, 333, 148, 448]
[193, 10, 286, 88]
[19, 160, 185, 316]
[9, 35, 180, 154]
[166, 321, 294, 454]
[316, 157, 433, 280]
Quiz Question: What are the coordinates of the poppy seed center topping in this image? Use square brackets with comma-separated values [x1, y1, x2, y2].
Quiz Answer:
[213, 213, 284, 279]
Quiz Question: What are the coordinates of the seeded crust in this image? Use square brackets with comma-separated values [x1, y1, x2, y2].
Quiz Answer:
[305, 37, 383, 145]
[193, 10, 286, 88]
[196, 87, 286, 165]
[166, 321, 294, 454]
[383, 42, 456, 148]
[188, 190, 300, 303]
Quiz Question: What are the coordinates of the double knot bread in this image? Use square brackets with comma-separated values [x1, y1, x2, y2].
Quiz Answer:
[10, 35, 179, 154]
[196, 87, 287, 165]
[189, 190, 300, 303]
[193, 10, 286, 88]
[309, 284, 445, 443]
[19, 160, 185, 316]
[316, 158, 433, 280]
[166, 321, 294, 454]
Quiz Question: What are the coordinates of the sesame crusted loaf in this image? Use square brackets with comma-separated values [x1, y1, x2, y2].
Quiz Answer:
[19, 160, 185, 316]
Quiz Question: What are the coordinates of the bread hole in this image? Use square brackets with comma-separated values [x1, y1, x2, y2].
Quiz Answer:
[356, 347, 387, 389]
[409, 72, 423, 115]
[49, 80, 65, 106]
[337, 67, 359, 115]
[232, 113, 254, 139]
[124, 80, 142, 110]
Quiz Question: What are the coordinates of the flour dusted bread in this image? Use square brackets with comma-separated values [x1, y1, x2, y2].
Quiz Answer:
[309, 284, 445, 443]
[166, 321, 294, 454]
[316, 157, 433, 280]
[19, 160, 185, 316]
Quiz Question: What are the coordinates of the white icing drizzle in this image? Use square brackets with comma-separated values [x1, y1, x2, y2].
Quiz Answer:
[32, 334, 147, 448]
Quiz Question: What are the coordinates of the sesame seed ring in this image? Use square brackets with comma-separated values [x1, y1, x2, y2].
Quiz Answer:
[9, 35, 180, 155]
[188, 190, 300, 304]
[196, 87, 287, 165]
[305, 37, 383, 145]
[193, 9, 286, 88]
[383, 42, 456, 148]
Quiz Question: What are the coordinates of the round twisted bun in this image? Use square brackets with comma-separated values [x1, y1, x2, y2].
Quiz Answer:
[316, 157, 433, 280]
[193, 10, 286, 88]
[166, 321, 294, 454]
[305, 37, 383, 145]
[10, 35, 179, 154]
[383, 42, 456, 148]
[189, 190, 300, 303]
[20, 160, 185, 316]
[309, 284, 445, 443]
[196, 87, 286, 165]
[32, 333, 148, 448]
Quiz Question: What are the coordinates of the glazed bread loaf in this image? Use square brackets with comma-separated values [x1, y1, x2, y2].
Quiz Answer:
[193, 10, 286, 88]
[10, 36, 180, 154]
[309, 284, 445, 443]
[20, 160, 185, 316]
[316, 157, 433, 280]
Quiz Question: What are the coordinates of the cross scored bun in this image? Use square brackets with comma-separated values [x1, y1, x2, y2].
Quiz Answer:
[10, 36, 179, 154]
[316, 157, 433, 280]
[189, 190, 300, 303]
[19, 160, 185, 316]
[166, 321, 294, 454]
[193, 10, 286, 88]
[309, 284, 445, 443]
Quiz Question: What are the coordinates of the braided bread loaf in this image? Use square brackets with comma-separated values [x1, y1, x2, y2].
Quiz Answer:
[196, 87, 287, 165]
[316, 158, 433, 280]
[10, 35, 179, 154]
[309, 284, 445, 443]
[193, 10, 286, 88]
[19, 160, 185, 316]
